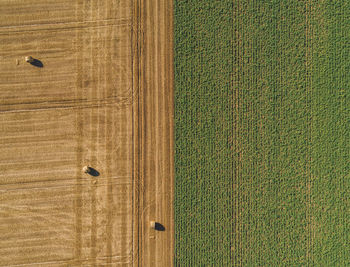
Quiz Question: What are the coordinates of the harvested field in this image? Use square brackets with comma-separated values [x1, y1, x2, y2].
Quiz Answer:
[0, 0, 173, 266]
[175, 1, 349, 266]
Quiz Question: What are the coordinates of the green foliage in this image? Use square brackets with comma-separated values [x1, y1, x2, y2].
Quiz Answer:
[174, 1, 349, 266]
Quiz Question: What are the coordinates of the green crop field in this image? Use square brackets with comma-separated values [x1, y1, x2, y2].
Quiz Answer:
[174, 1, 349, 266]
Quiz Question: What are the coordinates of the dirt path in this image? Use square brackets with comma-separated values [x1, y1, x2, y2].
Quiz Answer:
[133, 0, 175, 266]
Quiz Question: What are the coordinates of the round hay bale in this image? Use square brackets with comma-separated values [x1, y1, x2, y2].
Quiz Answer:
[82, 166, 92, 174]
[25, 56, 34, 63]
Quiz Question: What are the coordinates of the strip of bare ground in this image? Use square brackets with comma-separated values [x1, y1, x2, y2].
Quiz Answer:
[133, 0, 174, 266]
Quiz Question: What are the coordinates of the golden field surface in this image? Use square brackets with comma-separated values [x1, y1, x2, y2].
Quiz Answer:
[0, 0, 174, 266]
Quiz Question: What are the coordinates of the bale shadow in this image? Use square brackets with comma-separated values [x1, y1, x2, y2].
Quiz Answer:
[154, 222, 165, 231]
[30, 59, 44, 68]
[87, 167, 100, 177]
